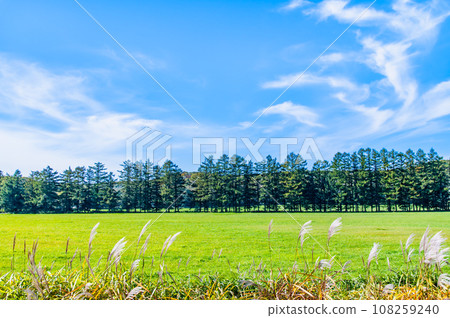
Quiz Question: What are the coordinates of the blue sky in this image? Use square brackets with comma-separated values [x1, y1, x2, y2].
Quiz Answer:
[0, 0, 449, 173]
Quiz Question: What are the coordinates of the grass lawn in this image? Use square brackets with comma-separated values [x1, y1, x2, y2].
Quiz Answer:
[0, 212, 449, 276]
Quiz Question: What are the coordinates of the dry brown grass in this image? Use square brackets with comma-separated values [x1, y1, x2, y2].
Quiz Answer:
[0, 219, 449, 300]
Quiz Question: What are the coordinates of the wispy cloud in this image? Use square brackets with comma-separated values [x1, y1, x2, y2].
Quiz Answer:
[0, 55, 101, 124]
[259, 101, 322, 127]
[263, 72, 370, 104]
[280, 0, 311, 12]
[263, 72, 363, 92]
[308, 0, 390, 25]
[396, 80, 450, 128]
[318, 52, 346, 64]
[270, 0, 450, 143]
[0, 55, 326, 172]
[352, 105, 394, 134]
[0, 55, 166, 172]
[308, 0, 449, 41]
[361, 38, 417, 107]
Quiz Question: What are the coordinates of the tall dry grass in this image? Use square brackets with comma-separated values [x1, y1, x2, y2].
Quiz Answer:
[0, 218, 449, 300]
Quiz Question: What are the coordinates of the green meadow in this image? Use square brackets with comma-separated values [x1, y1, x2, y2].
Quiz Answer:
[1, 212, 449, 276]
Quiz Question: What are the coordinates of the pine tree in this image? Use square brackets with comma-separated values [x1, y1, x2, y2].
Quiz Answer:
[281, 153, 307, 212]
[141, 161, 153, 213]
[73, 166, 87, 213]
[357, 148, 370, 212]
[259, 155, 282, 211]
[242, 161, 258, 212]
[90, 162, 109, 212]
[230, 155, 246, 212]
[405, 149, 419, 211]
[104, 172, 119, 212]
[150, 165, 164, 212]
[196, 157, 218, 212]
[38, 166, 60, 213]
[119, 161, 134, 212]
[161, 160, 185, 212]
[331, 152, 347, 212]
[217, 155, 231, 212]
[427, 149, 448, 210]
[0, 170, 25, 213]
[131, 162, 143, 212]
[23, 171, 42, 213]
[60, 168, 76, 213]
[371, 149, 383, 212]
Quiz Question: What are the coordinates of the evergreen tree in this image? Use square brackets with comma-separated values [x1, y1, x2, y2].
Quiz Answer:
[141, 161, 153, 212]
[150, 165, 164, 212]
[195, 157, 218, 212]
[281, 153, 307, 212]
[73, 166, 87, 213]
[60, 168, 76, 213]
[119, 161, 134, 212]
[23, 171, 42, 213]
[161, 160, 185, 212]
[104, 172, 119, 212]
[0, 147, 448, 213]
[242, 161, 258, 212]
[259, 155, 282, 211]
[0, 170, 25, 213]
[38, 166, 60, 213]
[90, 162, 109, 212]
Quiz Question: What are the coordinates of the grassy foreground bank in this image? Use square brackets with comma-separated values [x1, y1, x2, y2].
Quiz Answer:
[0, 212, 449, 299]
[0, 212, 449, 274]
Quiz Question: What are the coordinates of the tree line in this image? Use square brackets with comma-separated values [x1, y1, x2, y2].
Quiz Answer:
[0, 148, 448, 214]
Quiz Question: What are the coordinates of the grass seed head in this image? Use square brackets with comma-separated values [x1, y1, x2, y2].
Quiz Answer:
[367, 243, 381, 269]
[140, 233, 151, 257]
[407, 248, 414, 262]
[298, 220, 312, 248]
[130, 259, 140, 274]
[268, 219, 273, 239]
[89, 223, 99, 247]
[405, 234, 415, 251]
[423, 231, 448, 267]
[341, 260, 351, 273]
[419, 227, 430, 253]
[161, 232, 181, 259]
[109, 237, 127, 265]
[319, 258, 333, 270]
[126, 286, 143, 300]
[382, 284, 394, 294]
[438, 273, 450, 289]
[328, 217, 342, 244]
[137, 220, 152, 245]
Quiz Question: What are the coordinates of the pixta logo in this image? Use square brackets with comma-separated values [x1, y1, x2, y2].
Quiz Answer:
[126, 127, 172, 165]
[192, 137, 323, 164]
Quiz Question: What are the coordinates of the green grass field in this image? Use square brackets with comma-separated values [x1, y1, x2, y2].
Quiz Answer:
[0, 212, 449, 276]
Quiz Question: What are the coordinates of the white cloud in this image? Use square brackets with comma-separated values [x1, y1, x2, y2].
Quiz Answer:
[389, 0, 450, 42]
[0, 55, 168, 173]
[263, 73, 357, 90]
[280, 0, 310, 11]
[352, 105, 394, 134]
[310, 0, 390, 25]
[319, 52, 346, 64]
[263, 73, 370, 104]
[270, 0, 450, 141]
[0, 56, 101, 123]
[395, 80, 450, 127]
[1, 55, 331, 172]
[260, 101, 322, 127]
[308, 0, 449, 42]
[361, 38, 417, 107]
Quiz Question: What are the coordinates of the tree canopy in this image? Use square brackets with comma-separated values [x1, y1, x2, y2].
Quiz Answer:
[0, 148, 448, 213]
